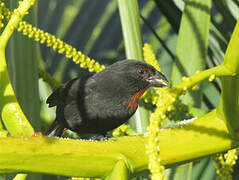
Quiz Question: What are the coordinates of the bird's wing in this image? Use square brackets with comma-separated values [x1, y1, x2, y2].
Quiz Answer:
[63, 77, 97, 131]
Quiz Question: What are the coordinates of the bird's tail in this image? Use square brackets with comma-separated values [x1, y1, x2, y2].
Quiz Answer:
[44, 119, 65, 137]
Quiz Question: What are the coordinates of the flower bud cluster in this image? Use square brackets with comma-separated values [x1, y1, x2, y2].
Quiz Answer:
[143, 43, 181, 179]
[213, 149, 238, 180]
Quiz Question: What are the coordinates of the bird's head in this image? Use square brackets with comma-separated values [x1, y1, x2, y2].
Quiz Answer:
[134, 61, 168, 88]
[108, 60, 168, 90]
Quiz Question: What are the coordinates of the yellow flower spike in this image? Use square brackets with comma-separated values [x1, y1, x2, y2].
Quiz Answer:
[28, 31, 34, 38]
[144, 83, 182, 178]
[40, 38, 46, 44]
[146, 106, 165, 179]
[52, 44, 58, 50]
[213, 149, 238, 180]
[182, 76, 188, 81]
[143, 43, 161, 72]
[72, 48, 77, 55]
[112, 124, 133, 137]
[10, 25, 14, 30]
[191, 86, 197, 90]
[13, 9, 21, 17]
[73, 55, 79, 62]
[209, 74, 216, 82]
[85, 57, 91, 64]
[171, 97, 176, 103]
[182, 87, 187, 93]
[167, 105, 172, 112]
[89, 68, 94, 72]
[80, 62, 87, 68]
[195, 70, 200, 74]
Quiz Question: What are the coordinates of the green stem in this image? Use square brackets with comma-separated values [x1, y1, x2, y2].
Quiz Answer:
[0, 46, 34, 136]
[117, 0, 143, 59]
[222, 21, 239, 74]
[117, 0, 148, 133]
[0, 0, 36, 136]
[218, 21, 239, 138]
[175, 64, 233, 93]
[0, 0, 34, 48]
[0, 111, 237, 177]
[0, 136, 148, 178]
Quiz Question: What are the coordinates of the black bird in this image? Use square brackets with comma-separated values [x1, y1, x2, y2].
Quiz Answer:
[45, 60, 168, 137]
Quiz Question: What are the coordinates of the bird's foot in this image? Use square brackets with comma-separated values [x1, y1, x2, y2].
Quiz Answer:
[88, 135, 109, 141]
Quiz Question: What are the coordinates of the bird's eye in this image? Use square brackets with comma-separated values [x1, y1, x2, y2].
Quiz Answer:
[137, 69, 145, 75]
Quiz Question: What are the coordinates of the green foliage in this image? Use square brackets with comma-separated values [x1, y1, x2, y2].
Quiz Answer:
[171, 0, 212, 107]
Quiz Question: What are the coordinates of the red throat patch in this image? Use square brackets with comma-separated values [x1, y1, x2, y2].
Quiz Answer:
[145, 67, 152, 73]
[123, 87, 150, 112]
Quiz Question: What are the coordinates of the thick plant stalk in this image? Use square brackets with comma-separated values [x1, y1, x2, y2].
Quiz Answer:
[0, 136, 148, 178]
[218, 21, 239, 137]
[0, 0, 36, 136]
[0, 110, 237, 177]
[117, 0, 149, 134]
[117, 0, 143, 59]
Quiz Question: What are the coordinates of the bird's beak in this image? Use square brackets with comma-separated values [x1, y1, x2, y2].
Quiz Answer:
[146, 71, 168, 88]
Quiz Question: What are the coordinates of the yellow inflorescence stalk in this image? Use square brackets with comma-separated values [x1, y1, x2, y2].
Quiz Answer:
[0, 3, 4, 31]
[1, 3, 105, 73]
[112, 124, 136, 137]
[144, 88, 178, 180]
[213, 149, 238, 180]
[143, 43, 161, 72]
[143, 43, 162, 104]
[143, 43, 177, 179]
